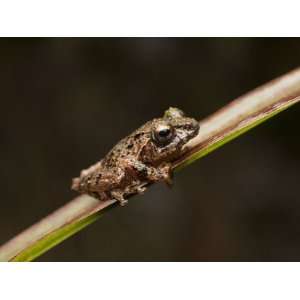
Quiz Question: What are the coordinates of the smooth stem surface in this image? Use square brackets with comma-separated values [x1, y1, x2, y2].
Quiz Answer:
[0, 197, 118, 262]
[1, 67, 300, 262]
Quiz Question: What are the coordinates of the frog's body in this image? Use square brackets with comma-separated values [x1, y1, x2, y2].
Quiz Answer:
[72, 107, 199, 205]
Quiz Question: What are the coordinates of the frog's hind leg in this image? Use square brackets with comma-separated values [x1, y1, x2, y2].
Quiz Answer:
[89, 191, 110, 202]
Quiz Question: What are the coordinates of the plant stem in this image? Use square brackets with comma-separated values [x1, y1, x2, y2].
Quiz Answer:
[1, 68, 300, 262]
[174, 68, 300, 169]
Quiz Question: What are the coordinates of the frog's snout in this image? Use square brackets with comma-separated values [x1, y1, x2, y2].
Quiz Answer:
[188, 118, 200, 138]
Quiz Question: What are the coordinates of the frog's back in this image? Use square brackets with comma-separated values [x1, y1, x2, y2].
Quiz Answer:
[102, 120, 153, 168]
[72, 120, 152, 194]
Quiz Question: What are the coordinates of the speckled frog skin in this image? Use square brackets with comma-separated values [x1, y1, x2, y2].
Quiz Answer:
[72, 107, 199, 205]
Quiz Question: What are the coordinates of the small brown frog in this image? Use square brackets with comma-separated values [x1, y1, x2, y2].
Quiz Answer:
[72, 107, 199, 205]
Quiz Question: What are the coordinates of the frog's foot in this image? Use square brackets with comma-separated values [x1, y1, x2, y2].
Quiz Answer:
[111, 190, 128, 206]
[136, 185, 147, 194]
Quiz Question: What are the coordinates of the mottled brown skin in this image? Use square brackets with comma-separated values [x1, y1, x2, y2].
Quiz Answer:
[72, 107, 199, 205]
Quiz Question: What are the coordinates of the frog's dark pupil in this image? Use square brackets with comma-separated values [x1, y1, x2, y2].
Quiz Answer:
[152, 124, 174, 146]
[159, 128, 170, 137]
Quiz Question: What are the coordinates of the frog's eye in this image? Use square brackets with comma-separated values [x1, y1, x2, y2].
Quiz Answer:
[152, 123, 174, 146]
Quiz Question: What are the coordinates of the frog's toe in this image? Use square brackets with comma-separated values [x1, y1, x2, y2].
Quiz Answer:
[137, 186, 147, 194]
[119, 199, 128, 206]
[111, 190, 128, 206]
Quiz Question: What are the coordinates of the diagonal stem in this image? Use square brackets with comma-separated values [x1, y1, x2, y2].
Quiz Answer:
[174, 68, 300, 169]
[1, 67, 300, 262]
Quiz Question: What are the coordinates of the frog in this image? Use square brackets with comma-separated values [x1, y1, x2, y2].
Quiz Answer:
[71, 107, 199, 206]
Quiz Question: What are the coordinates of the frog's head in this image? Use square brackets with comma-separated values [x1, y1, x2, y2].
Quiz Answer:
[145, 107, 199, 164]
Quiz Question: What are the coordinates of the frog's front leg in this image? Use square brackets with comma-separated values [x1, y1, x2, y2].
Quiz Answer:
[156, 162, 173, 186]
[125, 158, 173, 186]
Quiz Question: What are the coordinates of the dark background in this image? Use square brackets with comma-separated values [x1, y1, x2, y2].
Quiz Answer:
[0, 38, 299, 261]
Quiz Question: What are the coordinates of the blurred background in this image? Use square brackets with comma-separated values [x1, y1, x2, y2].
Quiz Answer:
[0, 38, 299, 261]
